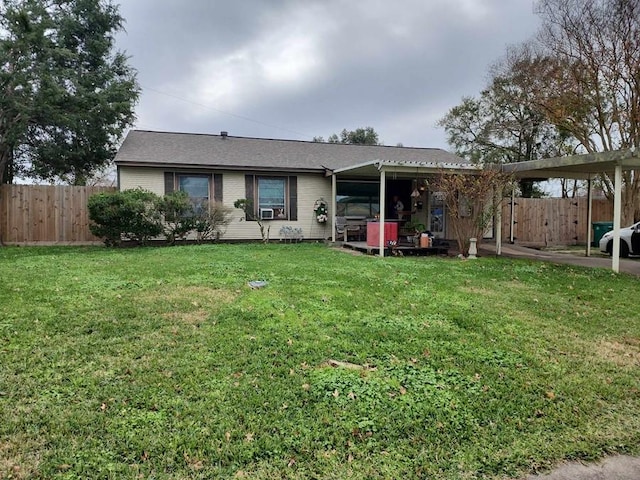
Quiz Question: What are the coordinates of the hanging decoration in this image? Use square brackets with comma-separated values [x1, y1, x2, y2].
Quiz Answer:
[314, 198, 328, 223]
[411, 168, 421, 198]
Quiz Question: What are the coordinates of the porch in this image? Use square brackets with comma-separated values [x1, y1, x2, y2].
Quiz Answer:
[330, 158, 475, 255]
[341, 240, 450, 256]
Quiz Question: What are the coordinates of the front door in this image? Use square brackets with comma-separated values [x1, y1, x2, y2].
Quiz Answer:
[428, 192, 445, 239]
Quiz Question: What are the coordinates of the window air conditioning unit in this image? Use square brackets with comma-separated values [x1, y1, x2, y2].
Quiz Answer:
[259, 208, 274, 220]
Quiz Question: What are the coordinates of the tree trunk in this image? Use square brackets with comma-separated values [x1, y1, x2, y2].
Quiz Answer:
[519, 180, 535, 198]
[0, 146, 9, 247]
[601, 171, 639, 225]
[0, 145, 13, 185]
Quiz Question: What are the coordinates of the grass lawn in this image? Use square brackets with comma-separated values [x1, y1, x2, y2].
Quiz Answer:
[1, 243, 639, 479]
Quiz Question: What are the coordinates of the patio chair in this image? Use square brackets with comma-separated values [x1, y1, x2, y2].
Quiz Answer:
[336, 216, 365, 242]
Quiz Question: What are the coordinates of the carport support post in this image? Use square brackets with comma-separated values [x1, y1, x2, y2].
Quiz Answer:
[495, 187, 502, 255]
[612, 164, 622, 273]
[379, 169, 386, 257]
[585, 175, 592, 257]
[509, 187, 516, 244]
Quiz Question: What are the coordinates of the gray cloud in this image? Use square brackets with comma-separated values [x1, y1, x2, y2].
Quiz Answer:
[115, 0, 540, 148]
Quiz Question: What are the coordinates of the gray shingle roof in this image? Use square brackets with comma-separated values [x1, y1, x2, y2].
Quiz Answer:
[115, 130, 467, 172]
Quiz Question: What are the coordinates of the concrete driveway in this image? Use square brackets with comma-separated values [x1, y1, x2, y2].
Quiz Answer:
[480, 243, 640, 276]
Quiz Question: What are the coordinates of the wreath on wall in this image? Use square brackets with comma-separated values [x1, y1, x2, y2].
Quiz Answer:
[314, 198, 328, 223]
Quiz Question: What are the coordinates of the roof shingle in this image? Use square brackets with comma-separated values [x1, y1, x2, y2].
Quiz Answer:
[115, 130, 467, 172]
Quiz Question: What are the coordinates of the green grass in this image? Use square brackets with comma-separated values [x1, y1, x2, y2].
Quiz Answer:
[1, 243, 639, 479]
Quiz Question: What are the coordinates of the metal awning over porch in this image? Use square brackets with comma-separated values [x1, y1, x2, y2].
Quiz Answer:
[332, 159, 479, 177]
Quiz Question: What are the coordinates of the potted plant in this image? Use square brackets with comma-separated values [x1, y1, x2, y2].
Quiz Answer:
[402, 221, 425, 246]
[411, 223, 425, 246]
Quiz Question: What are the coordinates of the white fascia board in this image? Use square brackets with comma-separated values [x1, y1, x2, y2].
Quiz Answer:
[332, 159, 382, 174]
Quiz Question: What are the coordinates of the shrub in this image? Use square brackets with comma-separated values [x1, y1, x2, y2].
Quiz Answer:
[157, 191, 197, 245]
[88, 189, 163, 246]
[89, 190, 233, 246]
[234, 198, 270, 243]
[192, 201, 233, 242]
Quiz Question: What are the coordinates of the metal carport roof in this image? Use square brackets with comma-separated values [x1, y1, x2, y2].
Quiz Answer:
[501, 148, 640, 273]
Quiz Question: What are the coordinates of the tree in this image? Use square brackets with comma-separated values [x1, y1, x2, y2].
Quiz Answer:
[0, 0, 139, 185]
[529, 0, 640, 221]
[438, 46, 569, 198]
[313, 127, 380, 145]
[234, 198, 270, 243]
[431, 168, 513, 256]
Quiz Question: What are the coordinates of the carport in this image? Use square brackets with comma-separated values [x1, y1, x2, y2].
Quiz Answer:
[502, 149, 640, 273]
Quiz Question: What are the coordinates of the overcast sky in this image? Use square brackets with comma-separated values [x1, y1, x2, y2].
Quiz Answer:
[114, 0, 541, 150]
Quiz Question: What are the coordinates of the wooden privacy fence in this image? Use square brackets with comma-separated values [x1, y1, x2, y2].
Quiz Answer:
[499, 197, 614, 246]
[0, 185, 115, 245]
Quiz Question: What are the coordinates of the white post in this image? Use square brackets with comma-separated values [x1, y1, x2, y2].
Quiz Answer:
[586, 175, 593, 257]
[468, 237, 478, 259]
[612, 164, 622, 273]
[331, 174, 337, 243]
[510, 186, 516, 244]
[379, 169, 386, 257]
[495, 187, 502, 256]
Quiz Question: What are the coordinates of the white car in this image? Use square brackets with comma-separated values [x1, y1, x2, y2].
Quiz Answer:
[599, 221, 640, 257]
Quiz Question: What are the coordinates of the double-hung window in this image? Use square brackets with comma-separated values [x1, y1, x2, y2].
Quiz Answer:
[257, 177, 287, 219]
[178, 175, 210, 213]
[244, 174, 296, 221]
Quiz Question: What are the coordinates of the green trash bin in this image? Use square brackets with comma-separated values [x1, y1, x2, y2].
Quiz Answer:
[592, 221, 614, 247]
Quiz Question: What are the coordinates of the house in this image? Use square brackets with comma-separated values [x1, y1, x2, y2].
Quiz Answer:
[115, 130, 475, 243]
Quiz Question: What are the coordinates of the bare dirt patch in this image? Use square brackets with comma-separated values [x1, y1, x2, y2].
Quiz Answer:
[332, 246, 364, 256]
[0, 437, 42, 480]
[162, 308, 211, 325]
[150, 285, 237, 304]
[595, 337, 640, 367]
[145, 286, 238, 324]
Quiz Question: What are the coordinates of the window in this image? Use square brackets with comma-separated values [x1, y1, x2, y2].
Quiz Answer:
[179, 175, 210, 201]
[178, 175, 210, 212]
[244, 174, 296, 221]
[336, 181, 380, 217]
[258, 177, 287, 219]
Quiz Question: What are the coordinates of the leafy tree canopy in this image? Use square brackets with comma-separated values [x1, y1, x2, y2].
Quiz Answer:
[0, 0, 139, 185]
[438, 46, 568, 197]
[313, 127, 380, 145]
[439, 0, 640, 208]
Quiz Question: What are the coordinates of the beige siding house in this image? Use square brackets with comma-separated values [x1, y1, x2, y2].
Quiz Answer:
[115, 130, 471, 242]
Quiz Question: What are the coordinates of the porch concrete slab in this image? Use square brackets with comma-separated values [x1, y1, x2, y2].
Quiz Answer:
[479, 243, 640, 277]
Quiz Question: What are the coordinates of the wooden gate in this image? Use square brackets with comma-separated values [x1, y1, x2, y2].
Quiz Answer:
[500, 197, 614, 246]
